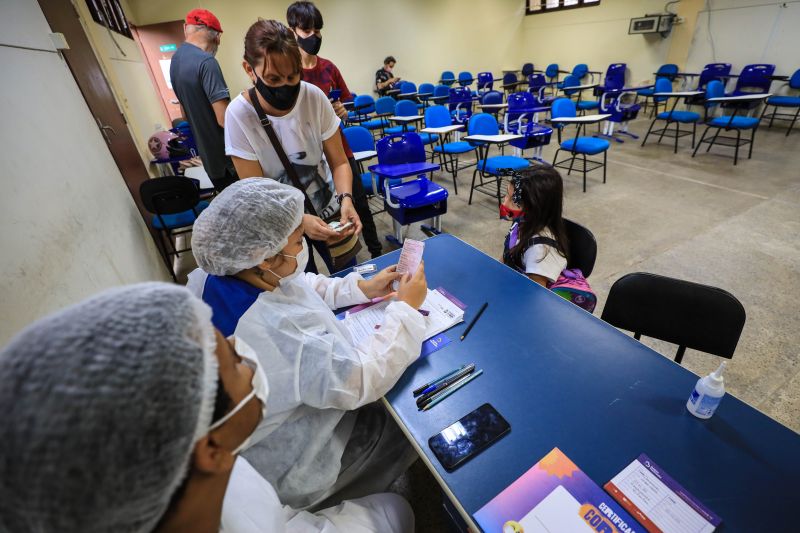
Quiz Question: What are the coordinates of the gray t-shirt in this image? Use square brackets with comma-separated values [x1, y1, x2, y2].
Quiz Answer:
[170, 43, 233, 180]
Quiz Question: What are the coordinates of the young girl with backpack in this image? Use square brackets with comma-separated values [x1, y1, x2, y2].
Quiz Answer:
[500, 165, 597, 312]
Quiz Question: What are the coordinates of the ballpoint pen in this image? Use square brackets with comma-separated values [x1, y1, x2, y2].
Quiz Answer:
[421, 370, 484, 411]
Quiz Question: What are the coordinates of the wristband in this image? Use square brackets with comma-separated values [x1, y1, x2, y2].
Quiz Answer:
[336, 192, 354, 205]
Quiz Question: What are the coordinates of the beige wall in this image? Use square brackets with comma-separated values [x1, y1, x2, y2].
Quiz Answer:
[128, 0, 528, 96]
[520, 0, 675, 86]
[74, 0, 168, 173]
[0, 0, 169, 345]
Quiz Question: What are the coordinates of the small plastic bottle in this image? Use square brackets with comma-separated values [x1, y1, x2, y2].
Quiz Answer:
[686, 361, 727, 419]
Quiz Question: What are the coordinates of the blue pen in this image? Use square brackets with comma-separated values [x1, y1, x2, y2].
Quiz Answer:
[412, 364, 467, 397]
[420, 363, 474, 395]
[416, 364, 475, 405]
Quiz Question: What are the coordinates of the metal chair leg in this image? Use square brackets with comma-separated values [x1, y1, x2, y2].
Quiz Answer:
[733, 129, 741, 165]
[762, 104, 774, 128]
[787, 108, 800, 136]
[566, 151, 577, 176]
[674, 121, 680, 154]
[691, 122, 697, 149]
[748, 128, 756, 159]
[581, 153, 587, 193]
[468, 167, 478, 205]
[692, 126, 709, 158]
[641, 119, 657, 147]
[602, 150, 607, 184]
[706, 128, 721, 152]
[656, 120, 669, 145]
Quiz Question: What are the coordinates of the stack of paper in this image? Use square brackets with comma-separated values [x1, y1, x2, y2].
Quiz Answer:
[342, 288, 465, 346]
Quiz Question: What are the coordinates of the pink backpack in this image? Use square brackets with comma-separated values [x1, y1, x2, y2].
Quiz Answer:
[548, 268, 597, 313]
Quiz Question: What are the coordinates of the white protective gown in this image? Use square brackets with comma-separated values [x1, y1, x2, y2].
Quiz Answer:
[189, 269, 426, 509]
[221, 458, 414, 533]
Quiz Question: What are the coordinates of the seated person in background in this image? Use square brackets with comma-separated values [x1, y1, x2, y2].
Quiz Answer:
[0, 283, 414, 532]
[375, 55, 400, 96]
[501, 165, 569, 287]
[287, 0, 383, 258]
[187, 178, 428, 510]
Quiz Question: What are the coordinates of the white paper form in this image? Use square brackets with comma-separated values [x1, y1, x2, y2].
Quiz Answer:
[393, 239, 425, 290]
[511, 486, 590, 533]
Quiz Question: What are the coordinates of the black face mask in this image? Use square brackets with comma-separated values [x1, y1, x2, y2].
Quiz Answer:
[297, 34, 322, 55]
[254, 76, 301, 111]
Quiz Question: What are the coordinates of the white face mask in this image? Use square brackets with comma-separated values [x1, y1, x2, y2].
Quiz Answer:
[267, 240, 309, 286]
[207, 338, 269, 455]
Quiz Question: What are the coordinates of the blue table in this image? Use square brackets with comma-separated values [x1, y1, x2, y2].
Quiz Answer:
[342, 234, 800, 532]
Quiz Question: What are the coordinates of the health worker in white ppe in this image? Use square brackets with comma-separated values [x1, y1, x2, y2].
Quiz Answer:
[0, 283, 414, 533]
[188, 178, 428, 510]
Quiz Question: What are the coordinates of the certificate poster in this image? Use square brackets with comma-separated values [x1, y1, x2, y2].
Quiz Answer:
[474, 448, 643, 533]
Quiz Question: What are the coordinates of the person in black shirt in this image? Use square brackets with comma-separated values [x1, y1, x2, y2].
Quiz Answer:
[375, 56, 400, 96]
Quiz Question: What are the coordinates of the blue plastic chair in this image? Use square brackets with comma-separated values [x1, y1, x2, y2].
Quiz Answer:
[458, 71, 474, 87]
[572, 63, 589, 82]
[692, 80, 764, 165]
[760, 69, 800, 136]
[641, 78, 701, 153]
[521, 63, 534, 78]
[430, 84, 450, 106]
[373, 132, 449, 243]
[398, 81, 417, 94]
[731, 64, 775, 96]
[449, 87, 474, 126]
[467, 113, 530, 206]
[480, 90, 504, 120]
[385, 99, 419, 134]
[596, 63, 641, 142]
[504, 92, 553, 162]
[502, 72, 520, 93]
[347, 94, 376, 123]
[527, 73, 557, 106]
[562, 74, 598, 113]
[685, 63, 733, 107]
[359, 96, 394, 135]
[418, 82, 435, 108]
[545, 63, 560, 83]
[425, 105, 476, 194]
[440, 70, 456, 87]
[551, 98, 610, 192]
[638, 64, 679, 116]
[477, 72, 494, 92]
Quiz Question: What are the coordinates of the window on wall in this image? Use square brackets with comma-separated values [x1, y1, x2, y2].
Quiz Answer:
[85, 0, 133, 39]
[526, 0, 601, 15]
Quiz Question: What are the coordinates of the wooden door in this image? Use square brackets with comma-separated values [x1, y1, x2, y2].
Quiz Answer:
[132, 20, 186, 124]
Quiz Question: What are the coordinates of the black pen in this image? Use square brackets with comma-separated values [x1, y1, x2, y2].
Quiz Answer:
[460, 302, 488, 341]
[415, 364, 476, 406]
[412, 364, 467, 396]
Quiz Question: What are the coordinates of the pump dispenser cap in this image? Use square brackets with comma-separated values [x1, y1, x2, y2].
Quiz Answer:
[709, 361, 727, 385]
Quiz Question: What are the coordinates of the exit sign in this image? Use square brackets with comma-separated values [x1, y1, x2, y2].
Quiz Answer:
[160, 43, 177, 52]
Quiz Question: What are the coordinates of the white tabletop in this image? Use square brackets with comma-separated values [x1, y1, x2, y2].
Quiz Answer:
[707, 93, 771, 102]
[480, 103, 508, 109]
[653, 91, 704, 97]
[550, 114, 611, 124]
[398, 92, 418, 98]
[561, 83, 598, 91]
[388, 115, 424, 122]
[420, 125, 465, 134]
[463, 134, 522, 143]
[353, 150, 377, 162]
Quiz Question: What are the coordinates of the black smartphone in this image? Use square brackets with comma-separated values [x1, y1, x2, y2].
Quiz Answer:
[428, 403, 510, 472]
[329, 89, 342, 102]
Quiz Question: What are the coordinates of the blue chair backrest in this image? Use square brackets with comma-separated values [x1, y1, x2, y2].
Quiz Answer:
[545, 63, 559, 79]
[698, 63, 732, 90]
[551, 97, 577, 119]
[654, 77, 673, 103]
[433, 84, 450, 98]
[705, 80, 724, 110]
[521, 63, 534, 77]
[376, 132, 425, 165]
[562, 74, 581, 96]
[481, 90, 503, 105]
[353, 94, 375, 114]
[441, 71, 455, 85]
[395, 99, 418, 117]
[507, 92, 536, 124]
[468, 113, 499, 136]
[604, 63, 626, 91]
[458, 71, 473, 86]
[734, 64, 775, 94]
[790, 69, 800, 90]
[528, 73, 546, 92]
[656, 63, 679, 81]
[399, 81, 417, 94]
[449, 86, 473, 107]
[477, 72, 494, 90]
[573, 63, 589, 80]
[375, 96, 396, 115]
[342, 126, 375, 152]
[503, 72, 518, 85]
[418, 83, 435, 95]
[425, 105, 452, 128]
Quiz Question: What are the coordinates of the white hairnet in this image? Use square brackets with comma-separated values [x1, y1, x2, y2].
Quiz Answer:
[0, 283, 219, 533]
[192, 178, 305, 276]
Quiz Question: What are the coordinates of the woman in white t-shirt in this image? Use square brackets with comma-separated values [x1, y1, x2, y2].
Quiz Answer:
[225, 19, 361, 273]
[500, 165, 569, 286]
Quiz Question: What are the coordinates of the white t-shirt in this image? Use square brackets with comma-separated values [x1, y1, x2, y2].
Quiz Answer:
[508, 224, 567, 283]
[225, 82, 341, 217]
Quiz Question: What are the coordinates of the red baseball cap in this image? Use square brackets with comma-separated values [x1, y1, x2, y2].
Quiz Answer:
[185, 9, 223, 33]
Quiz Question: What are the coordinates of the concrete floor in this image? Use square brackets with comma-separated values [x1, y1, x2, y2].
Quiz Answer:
[176, 113, 799, 531]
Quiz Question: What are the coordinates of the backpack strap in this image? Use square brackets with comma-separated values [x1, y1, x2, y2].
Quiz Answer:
[529, 236, 561, 250]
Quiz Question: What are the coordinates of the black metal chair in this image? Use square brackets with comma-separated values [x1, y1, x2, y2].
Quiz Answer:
[564, 218, 597, 277]
[139, 176, 209, 281]
[600, 272, 746, 364]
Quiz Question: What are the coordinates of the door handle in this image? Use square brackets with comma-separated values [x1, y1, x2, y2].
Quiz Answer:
[95, 117, 116, 144]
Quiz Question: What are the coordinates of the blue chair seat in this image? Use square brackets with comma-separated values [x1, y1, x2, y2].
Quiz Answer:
[560, 136, 610, 155]
[657, 110, 700, 123]
[766, 95, 800, 107]
[476, 155, 530, 174]
[433, 141, 474, 154]
[419, 133, 440, 145]
[709, 116, 760, 129]
[385, 125, 417, 134]
[361, 118, 387, 130]
[577, 101, 599, 111]
[388, 178, 448, 208]
[151, 200, 209, 230]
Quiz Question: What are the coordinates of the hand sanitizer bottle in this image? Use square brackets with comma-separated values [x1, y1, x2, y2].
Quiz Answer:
[686, 361, 727, 419]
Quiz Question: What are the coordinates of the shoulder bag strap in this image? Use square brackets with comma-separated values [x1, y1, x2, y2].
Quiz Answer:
[248, 87, 318, 216]
[530, 236, 561, 250]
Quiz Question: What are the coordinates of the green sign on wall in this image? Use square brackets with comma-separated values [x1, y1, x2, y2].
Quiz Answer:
[159, 44, 177, 53]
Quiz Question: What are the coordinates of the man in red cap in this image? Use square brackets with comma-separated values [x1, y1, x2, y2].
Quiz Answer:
[170, 9, 237, 191]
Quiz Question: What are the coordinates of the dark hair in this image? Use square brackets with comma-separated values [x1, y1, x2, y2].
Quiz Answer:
[384, 56, 396, 65]
[243, 19, 301, 74]
[287, 1, 323, 31]
[504, 165, 569, 270]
